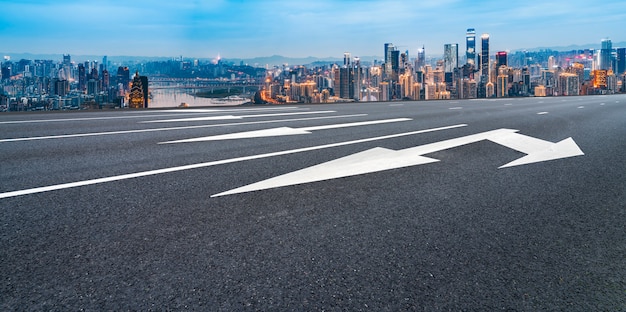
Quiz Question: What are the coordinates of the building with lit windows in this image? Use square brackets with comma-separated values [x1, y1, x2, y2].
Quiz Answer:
[480, 34, 490, 79]
[466, 28, 476, 66]
[129, 71, 148, 108]
[559, 73, 580, 96]
[599, 39, 613, 71]
[496, 51, 507, 69]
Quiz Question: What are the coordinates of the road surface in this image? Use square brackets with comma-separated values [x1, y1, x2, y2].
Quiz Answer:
[1, 96, 625, 310]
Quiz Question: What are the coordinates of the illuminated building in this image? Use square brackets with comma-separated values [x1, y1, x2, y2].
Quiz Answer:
[599, 38, 612, 70]
[466, 28, 476, 66]
[593, 70, 607, 89]
[129, 71, 148, 108]
[535, 85, 547, 97]
[486, 81, 495, 97]
[497, 74, 508, 97]
[480, 34, 490, 80]
[399, 73, 413, 99]
[496, 51, 507, 69]
[558, 73, 580, 96]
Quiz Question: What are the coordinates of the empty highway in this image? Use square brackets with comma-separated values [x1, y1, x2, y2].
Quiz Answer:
[1, 95, 625, 310]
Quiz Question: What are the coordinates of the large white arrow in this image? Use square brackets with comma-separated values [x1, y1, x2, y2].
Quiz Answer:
[212, 128, 584, 197]
[160, 118, 412, 143]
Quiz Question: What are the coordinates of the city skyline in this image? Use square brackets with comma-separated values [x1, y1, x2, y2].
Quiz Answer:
[1, 0, 626, 59]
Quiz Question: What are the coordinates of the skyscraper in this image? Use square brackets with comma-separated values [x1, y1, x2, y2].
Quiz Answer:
[496, 51, 507, 69]
[343, 52, 351, 67]
[416, 46, 426, 70]
[599, 38, 612, 70]
[466, 28, 476, 66]
[444, 44, 459, 73]
[480, 34, 490, 80]
[617, 48, 626, 75]
[384, 43, 395, 79]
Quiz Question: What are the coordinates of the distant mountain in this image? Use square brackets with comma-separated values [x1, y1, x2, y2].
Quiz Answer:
[3, 41, 625, 66]
[225, 55, 381, 67]
[0, 52, 179, 63]
[520, 41, 626, 52]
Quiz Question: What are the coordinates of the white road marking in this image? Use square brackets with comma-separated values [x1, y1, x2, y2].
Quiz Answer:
[537, 112, 549, 115]
[0, 124, 467, 199]
[0, 107, 304, 124]
[160, 118, 412, 143]
[578, 106, 585, 109]
[140, 111, 336, 123]
[0, 114, 367, 143]
[449, 107, 463, 110]
[213, 129, 584, 197]
[389, 104, 404, 107]
[504, 103, 513, 106]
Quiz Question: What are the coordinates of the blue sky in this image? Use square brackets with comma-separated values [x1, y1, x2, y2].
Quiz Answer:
[1, 0, 625, 59]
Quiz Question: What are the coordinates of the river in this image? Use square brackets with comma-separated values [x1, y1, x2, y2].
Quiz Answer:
[148, 88, 251, 108]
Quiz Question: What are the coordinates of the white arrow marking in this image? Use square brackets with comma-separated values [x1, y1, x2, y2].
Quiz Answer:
[160, 118, 412, 143]
[0, 124, 466, 199]
[212, 129, 584, 197]
[0, 114, 368, 143]
[140, 111, 336, 123]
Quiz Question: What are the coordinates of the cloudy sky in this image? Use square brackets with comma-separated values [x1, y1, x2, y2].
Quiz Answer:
[1, 0, 625, 59]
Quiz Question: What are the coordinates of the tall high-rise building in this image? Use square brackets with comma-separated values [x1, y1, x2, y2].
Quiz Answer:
[496, 51, 508, 69]
[343, 52, 351, 67]
[384, 43, 395, 78]
[338, 67, 354, 99]
[599, 38, 613, 70]
[466, 28, 476, 66]
[480, 34, 490, 79]
[616, 47, 625, 74]
[63, 54, 71, 67]
[444, 43, 459, 73]
[78, 63, 87, 91]
[416, 46, 426, 70]
[117, 66, 130, 91]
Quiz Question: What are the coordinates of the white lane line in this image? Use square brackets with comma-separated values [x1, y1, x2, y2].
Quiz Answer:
[0, 114, 367, 143]
[537, 112, 549, 115]
[140, 111, 336, 123]
[160, 118, 413, 143]
[449, 107, 463, 110]
[0, 107, 305, 124]
[504, 103, 513, 106]
[578, 106, 585, 109]
[0, 124, 467, 199]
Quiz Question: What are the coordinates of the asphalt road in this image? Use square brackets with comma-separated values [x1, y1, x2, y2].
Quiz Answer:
[1, 95, 625, 310]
